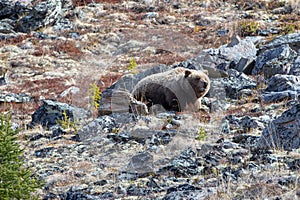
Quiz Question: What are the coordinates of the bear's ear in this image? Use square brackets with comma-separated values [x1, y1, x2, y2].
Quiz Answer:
[184, 70, 192, 78]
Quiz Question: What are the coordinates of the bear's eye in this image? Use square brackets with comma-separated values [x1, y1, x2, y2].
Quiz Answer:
[195, 77, 201, 81]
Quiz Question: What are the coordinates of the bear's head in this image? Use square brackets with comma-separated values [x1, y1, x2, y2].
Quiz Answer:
[184, 69, 210, 98]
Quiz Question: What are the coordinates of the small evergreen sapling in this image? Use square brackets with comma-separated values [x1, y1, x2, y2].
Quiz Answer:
[0, 113, 42, 199]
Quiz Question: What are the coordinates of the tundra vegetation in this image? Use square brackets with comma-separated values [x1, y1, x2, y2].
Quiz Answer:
[0, 0, 299, 199]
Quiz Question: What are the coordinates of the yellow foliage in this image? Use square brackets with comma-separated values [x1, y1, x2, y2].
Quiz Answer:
[127, 58, 137, 73]
[89, 81, 101, 110]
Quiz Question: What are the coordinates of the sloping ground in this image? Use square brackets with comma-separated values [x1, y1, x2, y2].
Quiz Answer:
[1, 0, 299, 115]
[0, 0, 300, 199]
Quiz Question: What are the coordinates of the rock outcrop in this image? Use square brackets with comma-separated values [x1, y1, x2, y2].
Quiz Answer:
[252, 44, 297, 78]
[262, 74, 300, 103]
[30, 100, 91, 129]
[1, 0, 300, 199]
[258, 103, 300, 151]
[0, 0, 73, 33]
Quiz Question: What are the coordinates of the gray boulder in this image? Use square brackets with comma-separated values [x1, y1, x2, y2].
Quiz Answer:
[261, 91, 299, 103]
[252, 44, 297, 78]
[99, 89, 131, 116]
[30, 100, 91, 129]
[126, 152, 154, 174]
[0, 1, 30, 33]
[173, 57, 227, 78]
[0, 1, 30, 21]
[289, 55, 300, 76]
[0, 93, 32, 103]
[0, 19, 15, 33]
[77, 116, 116, 142]
[257, 104, 300, 151]
[200, 36, 258, 74]
[260, 33, 300, 52]
[219, 36, 257, 64]
[174, 36, 260, 76]
[266, 74, 300, 92]
[261, 74, 300, 103]
[221, 69, 256, 99]
[163, 184, 209, 200]
[15, 0, 72, 33]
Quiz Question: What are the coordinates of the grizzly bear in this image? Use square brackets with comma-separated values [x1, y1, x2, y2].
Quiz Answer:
[132, 67, 210, 112]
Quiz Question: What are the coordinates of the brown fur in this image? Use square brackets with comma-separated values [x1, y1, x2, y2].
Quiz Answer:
[132, 67, 210, 112]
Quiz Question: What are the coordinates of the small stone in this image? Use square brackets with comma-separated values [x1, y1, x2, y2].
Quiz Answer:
[126, 151, 154, 174]
[34, 147, 54, 158]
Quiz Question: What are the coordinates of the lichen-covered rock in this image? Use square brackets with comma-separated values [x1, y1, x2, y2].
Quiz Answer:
[221, 69, 256, 99]
[266, 74, 300, 92]
[0, 93, 32, 103]
[198, 36, 258, 74]
[260, 33, 300, 52]
[261, 74, 300, 103]
[163, 184, 208, 200]
[30, 99, 91, 129]
[162, 148, 199, 177]
[126, 151, 154, 174]
[225, 115, 269, 133]
[252, 44, 297, 78]
[0, 19, 16, 33]
[77, 115, 116, 141]
[261, 90, 299, 103]
[14, 0, 71, 33]
[58, 187, 101, 200]
[218, 35, 257, 65]
[290, 55, 300, 76]
[0, 0, 30, 21]
[257, 104, 300, 151]
[0, 1, 31, 33]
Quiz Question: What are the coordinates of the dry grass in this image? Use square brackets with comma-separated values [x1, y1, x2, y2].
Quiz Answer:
[33, 39, 83, 60]
[0, 34, 32, 47]
[72, 0, 123, 7]
[98, 72, 123, 92]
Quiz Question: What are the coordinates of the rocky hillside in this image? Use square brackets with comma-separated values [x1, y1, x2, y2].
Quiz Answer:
[1, 0, 300, 199]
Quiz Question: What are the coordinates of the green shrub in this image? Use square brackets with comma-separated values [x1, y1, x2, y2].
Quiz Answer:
[239, 21, 260, 36]
[0, 113, 42, 199]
